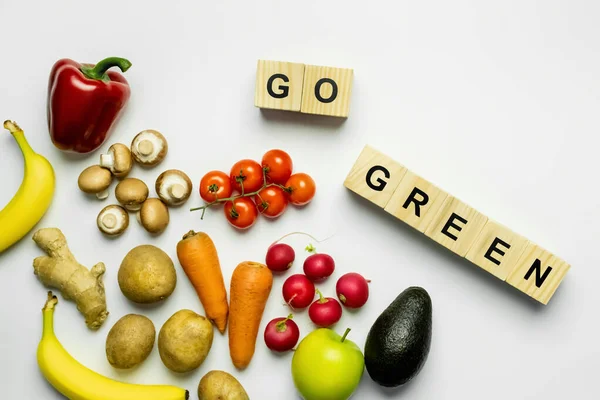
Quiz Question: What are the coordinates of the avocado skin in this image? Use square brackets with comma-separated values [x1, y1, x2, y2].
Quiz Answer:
[364, 286, 432, 387]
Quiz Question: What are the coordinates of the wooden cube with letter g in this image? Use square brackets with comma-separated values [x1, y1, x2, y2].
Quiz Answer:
[254, 60, 305, 112]
[343, 145, 407, 209]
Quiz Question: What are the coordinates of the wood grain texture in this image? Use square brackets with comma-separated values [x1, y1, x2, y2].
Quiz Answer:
[300, 65, 354, 117]
[343, 145, 407, 208]
[506, 243, 570, 305]
[465, 220, 529, 281]
[425, 196, 488, 257]
[254, 60, 305, 111]
[384, 170, 449, 233]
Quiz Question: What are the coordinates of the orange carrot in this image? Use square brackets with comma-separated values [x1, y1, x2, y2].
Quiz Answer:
[229, 261, 273, 369]
[176, 230, 229, 333]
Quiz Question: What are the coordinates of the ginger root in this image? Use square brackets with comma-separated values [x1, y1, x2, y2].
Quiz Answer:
[32, 228, 108, 330]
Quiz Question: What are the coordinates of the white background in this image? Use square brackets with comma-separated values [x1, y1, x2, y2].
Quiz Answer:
[0, 0, 598, 399]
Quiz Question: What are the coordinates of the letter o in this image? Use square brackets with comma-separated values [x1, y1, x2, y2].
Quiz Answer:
[314, 78, 338, 103]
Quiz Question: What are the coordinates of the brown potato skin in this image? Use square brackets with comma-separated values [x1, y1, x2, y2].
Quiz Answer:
[118, 245, 176, 303]
[158, 309, 214, 373]
[198, 370, 249, 400]
[105, 314, 156, 369]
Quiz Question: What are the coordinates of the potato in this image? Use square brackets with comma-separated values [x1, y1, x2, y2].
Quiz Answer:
[158, 309, 213, 373]
[105, 314, 155, 369]
[198, 370, 249, 400]
[118, 245, 176, 303]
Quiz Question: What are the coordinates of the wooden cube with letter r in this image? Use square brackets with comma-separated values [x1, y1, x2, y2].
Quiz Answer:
[254, 60, 305, 112]
[384, 170, 450, 233]
[344, 145, 407, 209]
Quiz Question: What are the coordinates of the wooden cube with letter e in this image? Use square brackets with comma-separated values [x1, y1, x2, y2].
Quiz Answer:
[465, 220, 529, 281]
[254, 60, 305, 112]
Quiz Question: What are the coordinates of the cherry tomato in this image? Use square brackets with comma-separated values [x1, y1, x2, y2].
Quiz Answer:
[224, 197, 258, 229]
[254, 186, 288, 218]
[199, 170, 232, 203]
[262, 149, 293, 184]
[285, 173, 316, 206]
[230, 159, 264, 194]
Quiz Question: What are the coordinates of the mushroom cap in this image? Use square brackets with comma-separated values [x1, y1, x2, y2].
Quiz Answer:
[131, 130, 168, 167]
[78, 165, 113, 194]
[97, 205, 129, 236]
[139, 198, 170, 234]
[101, 143, 133, 178]
[115, 178, 149, 211]
[155, 169, 193, 206]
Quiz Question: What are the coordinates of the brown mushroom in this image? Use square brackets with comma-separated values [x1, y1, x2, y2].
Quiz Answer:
[100, 143, 133, 178]
[115, 178, 149, 211]
[97, 205, 129, 236]
[78, 165, 113, 200]
[155, 169, 193, 206]
[137, 198, 169, 234]
[131, 130, 168, 167]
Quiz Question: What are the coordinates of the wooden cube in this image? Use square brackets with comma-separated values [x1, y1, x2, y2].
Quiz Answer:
[506, 243, 570, 305]
[300, 65, 354, 117]
[254, 60, 305, 112]
[344, 145, 408, 208]
[425, 196, 488, 257]
[384, 170, 449, 233]
[465, 220, 529, 281]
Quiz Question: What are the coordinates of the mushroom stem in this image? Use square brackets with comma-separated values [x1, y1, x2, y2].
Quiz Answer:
[168, 184, 186, 200]
[99, 153, 114, 170]
[96, 189, 110, 200]
[101, 214, 117, 229]
[137, 140, 154, 156]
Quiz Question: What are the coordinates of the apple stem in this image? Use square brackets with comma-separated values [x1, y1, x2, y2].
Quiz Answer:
[341, 328, 351, 343]
[316, 288, 326, 303]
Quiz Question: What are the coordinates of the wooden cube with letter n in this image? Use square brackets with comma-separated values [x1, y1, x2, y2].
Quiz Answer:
[254, 60, 305, 112]
[343, 145, 407, 209]
[506, 243, 570, 305]
[301, 65, 354, 117]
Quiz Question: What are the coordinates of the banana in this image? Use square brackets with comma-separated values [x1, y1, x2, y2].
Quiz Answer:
[38, 292, 190, 400]
[0, 121, 55, 253]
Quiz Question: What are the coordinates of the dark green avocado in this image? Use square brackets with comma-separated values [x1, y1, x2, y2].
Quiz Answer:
[364, 286, 432, 387]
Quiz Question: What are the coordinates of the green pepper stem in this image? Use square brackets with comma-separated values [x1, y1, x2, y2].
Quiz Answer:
[81, 57, 132, 81]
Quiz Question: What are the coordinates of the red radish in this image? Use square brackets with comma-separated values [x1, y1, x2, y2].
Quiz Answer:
[308, 289, 342, 327]
[336, 272, 370, 308]
[264, 314, 300, 352]
[282, 274, 315, 309]
[303, 252, 335, 281]
[266, 243, 295, 272]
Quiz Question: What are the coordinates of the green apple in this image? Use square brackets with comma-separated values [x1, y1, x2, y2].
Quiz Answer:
[291, 328, 364, 400]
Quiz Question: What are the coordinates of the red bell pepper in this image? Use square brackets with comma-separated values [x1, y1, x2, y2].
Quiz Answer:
[47, 57, 132, 154]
